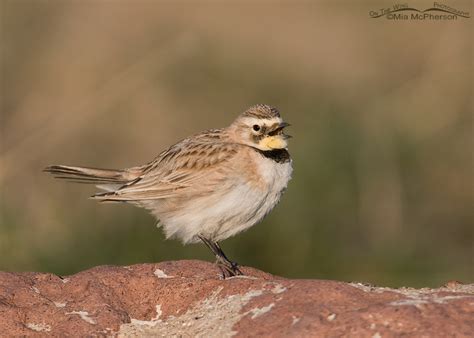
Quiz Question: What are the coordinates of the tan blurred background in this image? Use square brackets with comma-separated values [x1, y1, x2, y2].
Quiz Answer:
[1, 1, 472, 287]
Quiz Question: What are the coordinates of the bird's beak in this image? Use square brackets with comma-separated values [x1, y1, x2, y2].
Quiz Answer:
[268, 122, 291, 136]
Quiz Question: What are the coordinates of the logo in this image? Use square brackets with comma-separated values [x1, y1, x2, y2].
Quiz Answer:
[369, 2, 470, 20]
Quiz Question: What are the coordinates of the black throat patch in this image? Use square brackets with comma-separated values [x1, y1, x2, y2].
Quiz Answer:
[256, 148, 291, 163]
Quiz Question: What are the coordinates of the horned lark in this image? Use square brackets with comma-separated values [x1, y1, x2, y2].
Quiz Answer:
[45, 104, 292, 277]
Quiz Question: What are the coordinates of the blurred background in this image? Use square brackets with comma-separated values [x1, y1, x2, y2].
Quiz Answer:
[1, 1, 472, 287]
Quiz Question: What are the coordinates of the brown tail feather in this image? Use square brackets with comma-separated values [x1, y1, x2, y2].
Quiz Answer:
[44, 165, 133, 185]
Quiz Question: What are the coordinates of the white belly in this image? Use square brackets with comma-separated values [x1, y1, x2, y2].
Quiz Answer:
[158, 156, 292, 244]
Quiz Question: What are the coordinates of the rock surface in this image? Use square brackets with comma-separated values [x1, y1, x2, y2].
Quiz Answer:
[0, 260, 472, 336]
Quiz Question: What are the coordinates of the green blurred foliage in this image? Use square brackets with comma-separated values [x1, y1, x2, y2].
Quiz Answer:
[0, 1, 472, 287]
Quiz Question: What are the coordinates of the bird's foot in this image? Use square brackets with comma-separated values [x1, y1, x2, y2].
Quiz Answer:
[216, 259, 243, 279]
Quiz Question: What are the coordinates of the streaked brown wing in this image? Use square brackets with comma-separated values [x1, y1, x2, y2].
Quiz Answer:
[92, 135, 239, 201]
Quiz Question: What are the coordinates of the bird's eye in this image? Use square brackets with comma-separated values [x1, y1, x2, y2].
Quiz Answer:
[252, 125, 261, 132]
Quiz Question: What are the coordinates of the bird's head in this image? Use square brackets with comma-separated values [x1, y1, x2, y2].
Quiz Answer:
[229, 104, 291, 151]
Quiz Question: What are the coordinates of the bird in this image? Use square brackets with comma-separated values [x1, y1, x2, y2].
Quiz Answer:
[44, 104, 293, 278]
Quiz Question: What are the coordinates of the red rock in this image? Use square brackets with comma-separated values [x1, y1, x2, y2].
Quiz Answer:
[0, 260, 472, 336]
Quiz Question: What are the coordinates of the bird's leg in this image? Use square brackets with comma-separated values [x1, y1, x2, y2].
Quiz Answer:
[198, 236, 243, 278]
[214, 241, 243, 276]
[198, 236, 233, 278]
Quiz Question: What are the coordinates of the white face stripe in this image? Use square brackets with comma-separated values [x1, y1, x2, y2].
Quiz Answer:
[241, 117, 282, 127]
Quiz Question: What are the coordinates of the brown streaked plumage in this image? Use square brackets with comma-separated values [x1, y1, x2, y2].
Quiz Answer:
[45, 104, 292, 278]
[241, 104, 280, 119]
